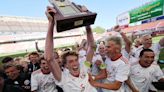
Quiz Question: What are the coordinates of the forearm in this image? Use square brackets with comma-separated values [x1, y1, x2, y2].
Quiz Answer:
[86, 26, 94, 47]
[48, 59, 62, 81]
[44, 22, 55, 61]
[44, 21, 61, 81]
[94, 69, 107, 80]
[94, 81, 121, 90]
[86, 26, 94, 62]
[120, 32, 132, 53]
[125, 78, 138, 92]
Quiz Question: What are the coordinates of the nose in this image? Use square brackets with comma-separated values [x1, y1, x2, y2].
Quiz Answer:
[147, 58, 154, 63]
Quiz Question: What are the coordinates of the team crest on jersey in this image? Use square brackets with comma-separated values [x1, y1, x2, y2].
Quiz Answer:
[14, 81, 19, 84]
[24, 79, 30, 85]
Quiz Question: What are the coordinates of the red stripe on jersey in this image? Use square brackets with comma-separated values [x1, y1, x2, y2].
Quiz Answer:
[32, 69, 41, 75]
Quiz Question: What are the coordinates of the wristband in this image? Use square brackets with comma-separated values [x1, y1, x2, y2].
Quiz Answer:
[99, 64, 107, 69]
[84, 61, 92, 68]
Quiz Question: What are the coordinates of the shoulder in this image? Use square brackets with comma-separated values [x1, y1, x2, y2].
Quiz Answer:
[31, 69, 41, 76]
[4, 84, 25, 92]
[120, 56, 128, 64]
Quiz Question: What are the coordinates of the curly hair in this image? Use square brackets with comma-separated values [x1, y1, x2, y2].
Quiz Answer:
[61, 51, 79, 65]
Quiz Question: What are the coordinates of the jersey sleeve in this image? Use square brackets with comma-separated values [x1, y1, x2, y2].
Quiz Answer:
[115, 64, 130, 82]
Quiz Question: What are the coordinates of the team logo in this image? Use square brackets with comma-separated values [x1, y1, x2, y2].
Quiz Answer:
[14, 81, 19, 84]
[24, 79, 30, 85]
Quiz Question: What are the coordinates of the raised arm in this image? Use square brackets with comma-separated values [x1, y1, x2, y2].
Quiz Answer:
[114, 25, 132, 53]
[44, 6, 61, 81]
[35, 40, 44, 53]
[86, 26, 95, 63]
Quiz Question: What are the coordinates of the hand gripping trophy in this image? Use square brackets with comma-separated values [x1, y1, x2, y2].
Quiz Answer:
[49, 0, 97, 32]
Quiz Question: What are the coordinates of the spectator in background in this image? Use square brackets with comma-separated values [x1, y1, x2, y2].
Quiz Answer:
[3, 63, 31, 92]
[31, 57, 59, 92]
[27, 52, 40, 74]
[133, 35, 164, 63]
[97, 44, 106, 62]
[1, 57, 14, 64]
[0, 71, 24, 92]
[35, 40, 44, 53]
[14, 58, 28, 73]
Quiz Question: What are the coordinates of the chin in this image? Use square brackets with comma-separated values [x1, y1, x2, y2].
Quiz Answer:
[71, 72, 80, 77]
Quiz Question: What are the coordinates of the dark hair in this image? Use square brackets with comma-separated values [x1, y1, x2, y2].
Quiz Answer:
[3, 63, 18, 70]
[1, 56, 13, 64]
[28, 52, 39, 57]
[139, 49, 154, 57]
[38, 57, 46, 65]
[61, 51, 78, 65]
[63, 48, 71, 52]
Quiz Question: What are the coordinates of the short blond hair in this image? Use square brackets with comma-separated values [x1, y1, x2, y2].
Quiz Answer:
[105, 36, 122, 47]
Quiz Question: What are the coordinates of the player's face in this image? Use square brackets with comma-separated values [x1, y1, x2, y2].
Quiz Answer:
[143, 35, 152, 47]
[140, 51, 154, 68]
[40, 60, 50, 74]
[105, 41, 118, 57]
[5, 66, 20, 80]
[29, 54, 39, 64]
[66, 55, 80, 77]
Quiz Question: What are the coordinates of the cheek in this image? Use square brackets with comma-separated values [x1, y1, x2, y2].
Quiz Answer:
[66, 63, 71, 69]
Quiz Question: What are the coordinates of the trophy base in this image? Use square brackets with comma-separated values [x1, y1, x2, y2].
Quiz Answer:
[56, 13, 97, 32]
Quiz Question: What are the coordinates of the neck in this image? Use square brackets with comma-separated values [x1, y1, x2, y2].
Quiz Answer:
[41, 69, 50, 74]
[139, 60, 147, 68]
[110, 53, 122, 61]
[143, 44, 151, 49]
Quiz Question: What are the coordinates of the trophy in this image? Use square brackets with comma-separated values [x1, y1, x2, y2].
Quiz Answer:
[49, 0, 97, 32]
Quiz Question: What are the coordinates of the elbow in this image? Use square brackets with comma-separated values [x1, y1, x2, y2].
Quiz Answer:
[44, 56, 54, 63]
[112, 85, 121, 90]
[111, 81, 122, 90]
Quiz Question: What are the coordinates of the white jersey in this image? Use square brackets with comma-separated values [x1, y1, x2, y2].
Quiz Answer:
[31, 69, 57, 92]
[103, 56, 130, 92]
[56, 62, 97, 92]
[128, 63, 164, 92]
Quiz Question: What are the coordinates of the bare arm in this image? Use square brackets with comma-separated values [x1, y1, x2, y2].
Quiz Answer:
[44, 6, 61, 81]
[120, 32, 132, 53]
[94, 69, 107, 80]
[114, 25, 132, 53]
[35, 41, 44, 53]
[89, 76, 122, 90]
[125, 77, 139, 92]
[86, 26, 95, 63]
